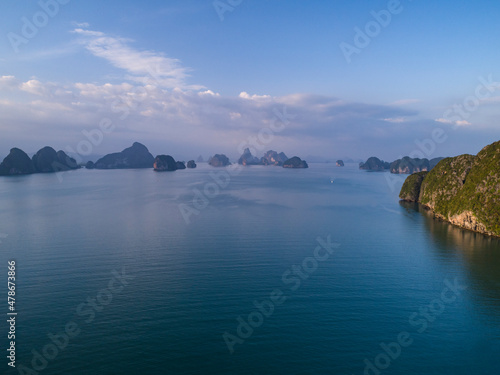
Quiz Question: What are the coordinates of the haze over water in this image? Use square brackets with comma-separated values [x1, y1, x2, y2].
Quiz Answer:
[1, 163, 498, 374]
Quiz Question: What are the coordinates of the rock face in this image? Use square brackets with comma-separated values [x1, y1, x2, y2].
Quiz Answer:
[153, 155, 177, 172]
[336, 160, 344, 167]
[0, 147, 79, 176]
[359, 157, 390, 171]
[56, 151, 79, 170]
[176, 161, 186, 170]
[261, 150, 288, 166]
[399, 171, 428, 201]
[283, 156, 308, 169]
[0, 148, 36, 176]
[209, 154, 231, 167]
[429, 157, 445, 169]
[399, 140, 500, 237]
[390, 157, 430, 174]
[390, 156, 445, 174]
[236, 149, 289, 166]
[238, 148, 260, 166]
[32, 146, 79, 173]
[187, 160, 197, 169]
[32, 146, 58, 172]
[95, 142, 154, 169]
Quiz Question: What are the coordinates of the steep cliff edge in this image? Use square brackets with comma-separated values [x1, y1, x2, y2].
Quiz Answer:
[399, 140, 500, 237]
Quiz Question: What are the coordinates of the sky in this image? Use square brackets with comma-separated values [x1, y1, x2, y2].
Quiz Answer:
[1, 0, 500, 162]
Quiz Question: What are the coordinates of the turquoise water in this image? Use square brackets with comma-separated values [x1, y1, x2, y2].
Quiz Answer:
[0, 163, 499, 374]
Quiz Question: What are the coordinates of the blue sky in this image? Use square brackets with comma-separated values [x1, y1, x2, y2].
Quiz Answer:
[1, 0, 499, 161]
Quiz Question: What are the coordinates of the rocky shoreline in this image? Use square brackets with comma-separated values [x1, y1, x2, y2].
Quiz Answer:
[399, 140, 500, 238]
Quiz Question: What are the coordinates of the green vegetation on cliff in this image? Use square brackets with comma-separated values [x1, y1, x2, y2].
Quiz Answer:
[399, 140, 500, 237]
[419, 154, 476, 215]
[450, 141, 500, 235]
[399, 171, 428, 201]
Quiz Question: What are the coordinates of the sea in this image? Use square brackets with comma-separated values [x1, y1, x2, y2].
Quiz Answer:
[0, 163, 499, 375]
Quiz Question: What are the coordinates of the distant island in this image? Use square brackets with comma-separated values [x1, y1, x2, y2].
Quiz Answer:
[0, 146, 79, 176]
[237, 148, 261, 166]
[359, 157, 390, 171]
[92, 142, 154, 169]
[238, 148, 287, 166]
[359, 156, 444, 174]
[236, 148, 308, 168]
[209, 154, 232, 167]
[153, 155, 177, 171]
[0, 142, 196, 175]
[399, 140, 500, 237]
[336, 160, 344, 167]
[390, 156, 444, 174]
[261, 150, 289, 166]
[283, 156, 308, 168]
[0, 142, 312, 175]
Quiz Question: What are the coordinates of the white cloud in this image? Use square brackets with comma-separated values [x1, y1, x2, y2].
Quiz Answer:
[198, 90, 220, 96]
[383, 117, 407, 123]
[72, 28, 202, 90]
[1, 74, 495, 161]
[0, 76, 18, 90]
[435, 118, 471, 126]
[74, 22, 90, 28]
[20, 80, 48, 96]
[239, 92, 271, 101]
[435, 118, 453, 124]
[72, 28, 104, 37]
[75, 82, 134, 98]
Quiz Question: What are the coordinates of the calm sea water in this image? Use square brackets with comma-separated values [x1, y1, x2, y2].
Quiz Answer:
[0, 163, 499, 375]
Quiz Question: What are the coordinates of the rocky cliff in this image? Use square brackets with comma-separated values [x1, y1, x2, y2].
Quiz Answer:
[0, 148, 36, 176]
[390, 156, 445, 174]
[399, 140, 500, 237]
[209, 154, 231, 167]
[95, 142, 154, 169]
[238, 148, 260, 166]
[359, 157, 390, 171]
[176, 161, 186, 170]
[399, 171, 428, 201]
[32, 146, 79, 173]
[390, 157, 430, 174]
[260, 150, 288, 166]
[0, 147, 78, 176]
[153, 155, 177, 171]
[283, 156, 308, 169]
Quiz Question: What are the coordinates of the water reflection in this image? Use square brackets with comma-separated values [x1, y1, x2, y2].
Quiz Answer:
[399, 201, 500, 320]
